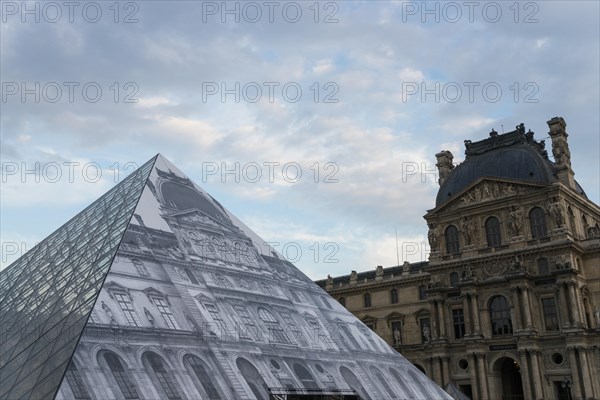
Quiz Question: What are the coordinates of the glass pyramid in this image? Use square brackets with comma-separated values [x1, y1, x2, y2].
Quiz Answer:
[2, 154, 451, 400]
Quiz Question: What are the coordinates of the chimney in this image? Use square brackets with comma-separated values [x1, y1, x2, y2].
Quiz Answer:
[435, 150, 454, 186]
[547, 117, 576, 189]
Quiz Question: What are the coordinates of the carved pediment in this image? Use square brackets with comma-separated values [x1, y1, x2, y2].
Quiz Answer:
[104, 281, 131, 298]
[435, 178, 546, 213]
[143, 287, 169, 304]
[361, 315, 378, 323]
[385, 312, 405, 321]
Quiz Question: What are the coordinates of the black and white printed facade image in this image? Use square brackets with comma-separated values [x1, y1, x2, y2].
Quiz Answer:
[42, 155, 451, 400]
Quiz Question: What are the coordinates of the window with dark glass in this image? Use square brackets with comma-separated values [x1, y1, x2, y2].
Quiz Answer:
[390, 288, 398, 304]
[65, 361, 91, 400]
[114, 292, 141, 326]
[445, 225, 460, 254]
[538, 258, 549, 274]
[449, 272, 459, 288]
[132, 259, 149, 276]
[542, 298, 559, 331]
[204, 303, 226, 333]
[485, 217, 502, 247]
[339, 297, 346, 307]
[489, 296, 513, 335]
[452, 309, 465, 339]
[234, 305, 258, 340]
[104, 353, 139, 399]
[147, 353, 182, 400]
[258, 308, 289, 343]
[418, 285, 427, 300]
[364, 293, 371, 308]
[529, 207, 548, 238]
[153, 297, 180, 329]
[185, 269, 199, 284]
[186, 355, 222, 399]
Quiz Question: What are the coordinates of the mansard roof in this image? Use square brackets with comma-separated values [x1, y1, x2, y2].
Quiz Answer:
[435, 123, 586, 207]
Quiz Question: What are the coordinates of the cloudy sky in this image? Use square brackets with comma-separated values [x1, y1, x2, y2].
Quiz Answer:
[1, 0, 599, 279]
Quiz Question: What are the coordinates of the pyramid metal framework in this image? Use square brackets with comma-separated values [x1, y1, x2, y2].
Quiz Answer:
[0, 154, 451, 400]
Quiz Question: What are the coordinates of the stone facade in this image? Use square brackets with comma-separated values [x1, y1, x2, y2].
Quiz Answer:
[317, 118, 600, 400]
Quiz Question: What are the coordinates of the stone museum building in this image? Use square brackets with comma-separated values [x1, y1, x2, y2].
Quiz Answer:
[0, 155, 450, 400]
[317, 117, 600, 400]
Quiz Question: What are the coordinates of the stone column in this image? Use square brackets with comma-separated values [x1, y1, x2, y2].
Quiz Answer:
[439, 300, 447, 339]
[521, 287, 534, 330]
[568, 347, 583, 400]
[432, 356, 442, 386]
[470, 294, 481, 336]
[518, 350, 533, 400]
[512, 286, 523, 330]
[442, 357, 450, 386]
[468, 353, 479, 400]
[529, 350, 544, 400]
[430, 299, 439, 340]
[463, 294, 472, 336]
[556, 281, 571, 327]
[578, 347, 595, 399]
[568, 282, 582, 325]
[476, 353, 489, 399]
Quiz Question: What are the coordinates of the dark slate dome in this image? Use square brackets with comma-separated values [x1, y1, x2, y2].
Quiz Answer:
[435, 124, 587, 206]
[436, 144, 555, 206]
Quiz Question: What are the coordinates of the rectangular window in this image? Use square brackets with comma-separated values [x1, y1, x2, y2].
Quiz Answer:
[418, 285, 427, 300]
[114, 293, 141, 327]
[153, 298, 180, 330]
[452, 309, 465, 339]
[234, 305, 258, 340]
[390, 289, 399, 304]
[542, 298, 559, 331]
[204, 303, 226, 333]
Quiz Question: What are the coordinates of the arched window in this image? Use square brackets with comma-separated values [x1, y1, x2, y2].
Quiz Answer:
[185, 355, 222, 399]
[293, 363, 319, 389]
[389, 368, 417, 398]
[339, 367, 369, 399]
[529, 207, 547, 238]
[445, 225, 460, 254]
[485, 217, 502, 247]
[390, 288, 398, 304]
[258, 308, 289, 343]
[145, 353, 182, 399]
[449, 272, 459, 287]
[371, 367, 397, 398]
[489, 296, 512, 336]
[236, 358, 269, 400]
[364, 293, 372, 308]
[104, 352, 139, 399]
[65, 360, 91, 399]
[582, 215, 589, 238]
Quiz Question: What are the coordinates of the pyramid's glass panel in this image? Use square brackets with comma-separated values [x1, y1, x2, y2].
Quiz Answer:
[55, 155, 451, 400]
[0, 156, 157, 400]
